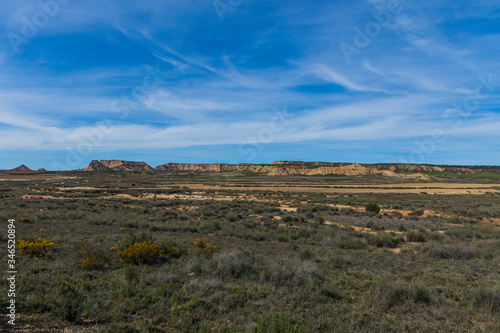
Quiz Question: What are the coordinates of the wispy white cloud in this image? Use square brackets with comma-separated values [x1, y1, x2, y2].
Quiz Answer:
[310, 64, 385, 93]
[0, 0, 499, 168]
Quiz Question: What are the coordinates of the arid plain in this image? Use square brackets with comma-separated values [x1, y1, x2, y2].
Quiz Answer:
[1, 161, 499, 332]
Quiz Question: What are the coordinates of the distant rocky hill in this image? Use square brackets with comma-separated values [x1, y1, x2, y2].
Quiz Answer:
[82, 160, 153, 172]
[10, 164, 32, 172]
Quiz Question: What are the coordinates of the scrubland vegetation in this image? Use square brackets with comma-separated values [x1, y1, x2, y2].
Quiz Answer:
[0, 171, 499, 332]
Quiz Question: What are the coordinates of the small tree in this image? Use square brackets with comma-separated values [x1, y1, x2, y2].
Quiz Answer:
[365, 203, 381, 214]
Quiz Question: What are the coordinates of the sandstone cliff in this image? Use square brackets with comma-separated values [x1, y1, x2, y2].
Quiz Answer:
[153, 162, 431, 179]
[80, 160, 489, 179]
[83, 160, 112, 171]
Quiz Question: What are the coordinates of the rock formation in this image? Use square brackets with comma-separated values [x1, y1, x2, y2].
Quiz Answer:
[153, 162, 432, 179]
[82, 160, 112, 172]
[78, 160, 492, 179]
[82, 160, 153, 172]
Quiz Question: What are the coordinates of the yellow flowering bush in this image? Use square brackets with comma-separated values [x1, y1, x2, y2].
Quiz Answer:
[193, 238, 218, 258]
[19, 217, 30, 223]
[117, 242, 165, 264]
[17, 237, 54, 258]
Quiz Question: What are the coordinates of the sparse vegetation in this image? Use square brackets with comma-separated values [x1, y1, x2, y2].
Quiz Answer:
[0, 170, 499, 331]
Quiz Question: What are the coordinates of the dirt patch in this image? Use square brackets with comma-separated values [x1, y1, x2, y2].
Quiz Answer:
[57, 187, 101, 190]
[169, 183, 500, 195]
[482, 217, 500, 225]
[0, 173, 75, 181]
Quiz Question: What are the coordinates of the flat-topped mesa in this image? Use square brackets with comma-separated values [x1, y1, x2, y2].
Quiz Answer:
[83, 160, 153, 172]
[99, 160, 153, 171]
[10, 164, 32, 172]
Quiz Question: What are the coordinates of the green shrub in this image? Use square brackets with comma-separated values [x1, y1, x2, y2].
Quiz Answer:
[314, 215, 325, 225]
[211, 251, 257, 280]
[365, 203, 381, 214]
[52, 280, 84, 323]
[226, 213, 239, 222]
[159, 240, 187, 260]
[406, 230, 427, 242]
[74, 243, 110, 269]
[374, 280, 408, 308]
[254, 313, 309, 333]
[322, 284, 342, 301]
[411, 283, 431, 303]
[426, 244, 478, 260]
[366, 232, 404, 248]
[374, 279, 430, 307]
[472, 287, 500, 311]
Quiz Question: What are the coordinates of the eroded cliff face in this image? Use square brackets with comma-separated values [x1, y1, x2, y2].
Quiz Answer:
[81, 160, 478, 179]
[82, 160, 111, 171]
[153, 162, 432, 179]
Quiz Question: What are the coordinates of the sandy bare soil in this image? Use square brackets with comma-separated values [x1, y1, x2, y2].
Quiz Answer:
[172, 182, 500, 189]
[0, 173, 73, 180]
[167, 183, 500, 195]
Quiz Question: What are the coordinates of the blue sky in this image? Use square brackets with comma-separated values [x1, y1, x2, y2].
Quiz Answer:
[1, 0, 499, 170]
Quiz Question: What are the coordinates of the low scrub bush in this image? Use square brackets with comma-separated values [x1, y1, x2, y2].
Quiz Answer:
[73, 244, 109, 269]
[374, 279, 431, 308]
[471, 287, 500, 311]
[314, 215, 325, 225]
[406, 230, 427, 242]
[365, 203, 381, 214]
[211, 251, 257, 279]
[159, 240, 187, 260]
[254, 313, 309, 333]
[425, 243, 478, 260]
[366, 232, 404, 248]
[52, 280, 84, 323]
[322, 283, 342, 301]
[332, 232, 367, 250]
